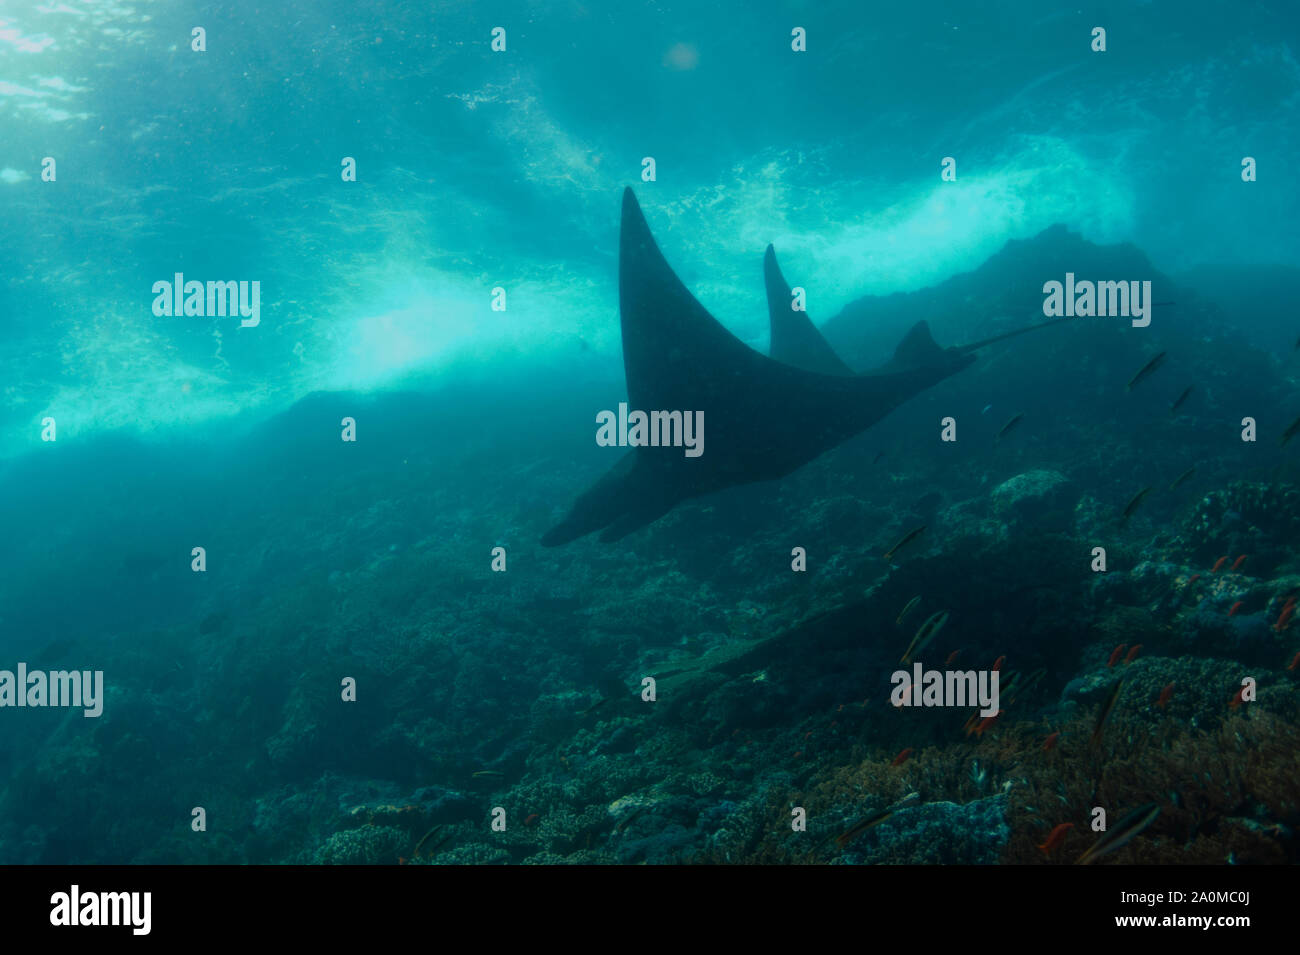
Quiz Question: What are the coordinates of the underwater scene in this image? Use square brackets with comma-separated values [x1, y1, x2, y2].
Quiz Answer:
[1, 0, 1298, 870]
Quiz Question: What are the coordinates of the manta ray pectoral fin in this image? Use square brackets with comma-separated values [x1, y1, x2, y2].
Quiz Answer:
[541, 451, 644, 547]
[763, 245, 855, 376]
[597, 499, 674, 543]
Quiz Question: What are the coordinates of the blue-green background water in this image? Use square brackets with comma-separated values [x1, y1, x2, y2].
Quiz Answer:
[2, 1, 1298, 864]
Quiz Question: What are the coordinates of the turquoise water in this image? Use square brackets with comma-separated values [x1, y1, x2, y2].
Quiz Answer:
[2, 1, 1298, 864]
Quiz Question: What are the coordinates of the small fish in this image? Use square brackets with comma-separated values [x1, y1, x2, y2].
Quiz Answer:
[1287, 652, 1300, 672]
[413, 824, 452, 859]
[1090, 678, 1125, 747]
[981, 404, 993, 415]
[972, 710, 1002, 738]
[1077, 803, 1161, 865]
[1042, 731, 1060, 752]
[896, 595, 922, 626]
[944, 648, 962, 666]
[1185, 574, 1201, 588]
[1123, 644, 1143, 664]
[891, 747, 913, 767]
[900, 610, 949, 663]
[472, 770, 505, 779]
[1211, 556, 1229, 573]
[991, 655, 1006, 672]
[961, 712, 981, 736]
[1169, 466, 1196, 491]
[523, 813, 540, 827]
[1231, 555, 1247, 572]
[1275, 602, 1297, 632]
[614, 806, 646, 833]
[833, 807, 896, 850]
[996, 412, 1024, 441]
[871, 450, 885, 465]
[1126, 351, 1167, 391]
[1120, 487, 1153, 523]
[1037, 822, 1074, 857]
[1169, 385, 1194, 415]
[1228, 601, 1243, 617]
[1106, 644, 1127, 668]
[883, 525, 927, 562]
[1282, 414, 1300, 448]
[1228, 685, 1248, 709]
[1157, 683, 1174, 709]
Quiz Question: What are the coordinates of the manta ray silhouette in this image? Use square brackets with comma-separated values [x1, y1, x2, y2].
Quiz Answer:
[540, 188, 1063, 546]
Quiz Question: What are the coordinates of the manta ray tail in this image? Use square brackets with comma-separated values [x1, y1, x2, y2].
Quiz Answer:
[763, 245, 855, 376]
[956, 316, 1073, 353]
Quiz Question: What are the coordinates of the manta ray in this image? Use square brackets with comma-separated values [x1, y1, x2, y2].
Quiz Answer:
[541, 188, 1064, 546]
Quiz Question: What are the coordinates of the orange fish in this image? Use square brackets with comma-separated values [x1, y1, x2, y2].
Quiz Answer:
[972, 710, 1003, 738]
[961, 712, 981, 736]
[1228, 686, 1247, 709]
[1211, 556, 1229, 573]
[1231, 555, 1248, 571]
[944, 649, 962, 666]
[1157, 683, 1174, 709]
[1106, 644, 1127, 668]
[992, 655, 1006, 672]
[1186, 574, 1201, 587]
[1288, 652, 1300, 672]
[793, 750, 803, 759]
[524, 813, 540, 827]
[1275, 602, 1297, 632]
[1123, 644, 1143, 664]
[397, 856, 406, 865]
[804, 730, 813, 740]
[1036, 822, 1074, 857]
[891, 747, 913, 767]
[1042, 731, 1060, 752]
[1228, 601, 1243, 617]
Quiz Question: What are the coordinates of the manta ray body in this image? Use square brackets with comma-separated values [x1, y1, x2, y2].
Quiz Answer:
[541, 188, 1055, 546]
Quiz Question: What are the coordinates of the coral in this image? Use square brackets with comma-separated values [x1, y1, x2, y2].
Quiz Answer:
[313, 825, 408, 865]
[1181, 482, 1300, 574]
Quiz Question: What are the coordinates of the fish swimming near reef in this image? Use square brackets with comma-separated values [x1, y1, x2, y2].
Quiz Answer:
[900, 609, 949, 664]
[1076, 803, 1160, 865]
[995, 412, 1025, 441]
[1126, 351, 1167, 391]
[413, 825, 452, 859]
[1169, 385, 1193, 415]
[1157, 683, 1175, 708]
[896, 595, 922, 626]
[541, 189, 1071, 545]
[1090, 677, 1125, 747]
[1169, 466, 1196, 491]
[1120, 486, 1152, 524]
[1281, 414, 1300, 448]
[1036, 822, 1074, 857]
[883, 525, 927, 562]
